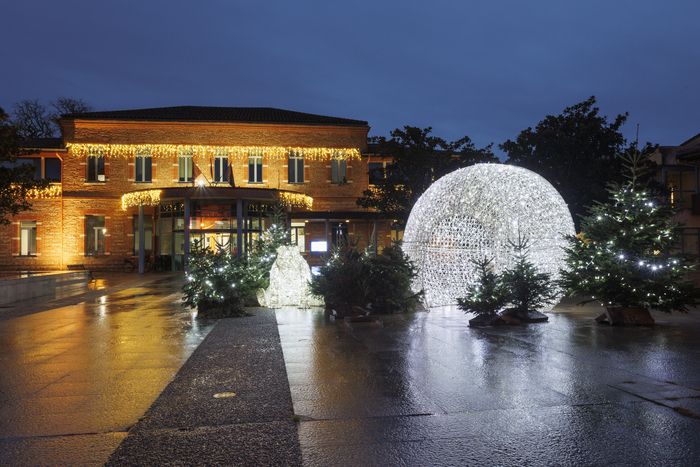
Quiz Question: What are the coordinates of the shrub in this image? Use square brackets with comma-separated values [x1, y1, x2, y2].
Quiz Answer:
[309, 244, 422, 316]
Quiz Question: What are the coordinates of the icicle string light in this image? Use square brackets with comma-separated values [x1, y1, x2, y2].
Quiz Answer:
[120, 189, 312, 210]
[277, 192, 313, 210]
[25, 183, 62, 199]
[121, 189, 162, 210]
[66, 143, 361, 161]
[403, 163, 575, 308]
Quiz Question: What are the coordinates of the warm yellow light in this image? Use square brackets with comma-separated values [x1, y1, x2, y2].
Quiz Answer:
[24, 183, 62, 199]
[66, 143, 361, 161]
[278, 192, 313, 210]
[121, 189, 162, 210]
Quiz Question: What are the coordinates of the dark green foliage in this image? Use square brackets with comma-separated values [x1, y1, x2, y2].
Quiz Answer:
[0, 108, 47, 224]
[357, 127, 497, 226]
[457, 257, 508, 316]
[501, 239, 557, 317]
[560, 151, 699, 312]
[309, 244, 422, 316]
[182, 243, 257, 318]
[182, 214, 292, 318]
[501, 96, 641, 228]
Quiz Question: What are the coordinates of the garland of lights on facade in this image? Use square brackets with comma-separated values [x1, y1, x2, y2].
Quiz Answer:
[67, 143, 361, 161]
[403, 163, 575, 308]
[23, 183, 62, 199]
[120, 189, 313, 211]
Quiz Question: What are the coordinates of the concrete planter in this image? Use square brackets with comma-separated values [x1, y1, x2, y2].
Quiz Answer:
[0, 271, 90, 307]
[596, 307, 655, 326]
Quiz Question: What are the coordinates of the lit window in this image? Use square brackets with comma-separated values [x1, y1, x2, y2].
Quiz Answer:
[178, 150, 193, 182]
[86, 153, 105, 182]
[133, 215, 153, 255]
[135, 151, 152, 182]
[288, 150, 304, 183]
[248, 153, 263, 183]
[290, 222, 306, 252]
[310, 240, 327, 252]
[19, 221, 37, 256]
[214, 152, 229, 183]
[85, 215, 106, 256]
[331, 159, 347, 184]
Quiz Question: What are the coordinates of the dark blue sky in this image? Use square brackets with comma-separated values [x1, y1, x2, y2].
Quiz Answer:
[2, 0, 698, 150]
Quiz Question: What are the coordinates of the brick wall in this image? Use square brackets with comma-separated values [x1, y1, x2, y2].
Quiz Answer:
[0, 120, 396, 271]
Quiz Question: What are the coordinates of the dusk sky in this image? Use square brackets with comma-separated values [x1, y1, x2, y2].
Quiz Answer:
[2, 0, 698, 151]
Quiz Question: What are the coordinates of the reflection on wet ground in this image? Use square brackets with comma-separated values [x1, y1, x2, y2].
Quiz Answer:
[277, 305, 700, 465]
[0, 274, 214, 466]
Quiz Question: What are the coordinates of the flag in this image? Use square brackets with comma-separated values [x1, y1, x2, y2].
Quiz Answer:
[228, 162, 235, 188]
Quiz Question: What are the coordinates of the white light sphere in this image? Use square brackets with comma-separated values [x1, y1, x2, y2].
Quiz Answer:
[403, 163, 575, 308]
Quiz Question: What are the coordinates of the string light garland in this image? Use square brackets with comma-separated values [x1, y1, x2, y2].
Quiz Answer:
[66, 143, 361, 161]
[121, 189, 162, 210]
[277, 192, 313, 210]
[25, 183, 62, 199]
[120, 189, 311, 210]
[403, 163, 575, 307]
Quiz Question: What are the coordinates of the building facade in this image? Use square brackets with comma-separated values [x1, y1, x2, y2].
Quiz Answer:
[0, 107, 394, 272]
[652, 132, 700, 258]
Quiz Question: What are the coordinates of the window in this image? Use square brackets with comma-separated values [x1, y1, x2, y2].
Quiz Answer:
[290, 222, 306, 252]
[85, 215, 106, 256]
[19, 221, 37, 256]
[331, 159, 347, 184]
[288, 151, 304, 183]
[44, 158, 61, 181]
[214, 153, 229, 183]
[135, 152, 152, 182]
[133, 215, 153, 255]
[178, 150, 193, 182]
[368, 162, 387, 185]
[248, 153, 262, 183]
[87, 153, 105, 182]
[332, 223, 348, 247]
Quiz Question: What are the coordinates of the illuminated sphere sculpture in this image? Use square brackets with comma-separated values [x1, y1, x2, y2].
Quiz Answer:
[403, 163, 575, 308]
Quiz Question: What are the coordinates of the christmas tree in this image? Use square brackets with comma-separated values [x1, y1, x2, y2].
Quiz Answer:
[457, 257, 507, 317]
[500, 236, 557, 319]
[560, 150, 698, 323]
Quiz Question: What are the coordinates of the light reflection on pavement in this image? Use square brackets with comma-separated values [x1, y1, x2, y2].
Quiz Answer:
[0, 274, 214, 466]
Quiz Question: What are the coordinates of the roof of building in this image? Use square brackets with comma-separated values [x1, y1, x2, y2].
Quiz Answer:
[20, 137, 65, 150]
[679, 132, 700, 147]
[61, 106, 369, 127]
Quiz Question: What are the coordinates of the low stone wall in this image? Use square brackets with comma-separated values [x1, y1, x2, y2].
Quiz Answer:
[0, 271, 90, 306]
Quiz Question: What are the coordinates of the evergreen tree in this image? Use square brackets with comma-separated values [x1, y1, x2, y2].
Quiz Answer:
[501, 236, 557, 317]
[457, 257, 508, 316]
[560, 150, 698, 313]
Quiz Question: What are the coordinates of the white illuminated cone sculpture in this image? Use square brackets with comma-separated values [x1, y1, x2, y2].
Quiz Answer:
[403, 163, 575, 308]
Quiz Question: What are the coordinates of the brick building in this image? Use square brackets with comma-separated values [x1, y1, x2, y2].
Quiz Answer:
[652, 131, 700, 257]
[0, 106, 394, 272]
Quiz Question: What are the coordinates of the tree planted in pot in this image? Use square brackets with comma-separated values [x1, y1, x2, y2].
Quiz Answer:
[457, 257, 508, 326]
[500, 237, 557, 323]
[560, 150, 699, 325]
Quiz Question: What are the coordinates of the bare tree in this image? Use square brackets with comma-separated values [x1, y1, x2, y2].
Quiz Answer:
[11, 97, 92, 139]
[12, 100, 54, 139]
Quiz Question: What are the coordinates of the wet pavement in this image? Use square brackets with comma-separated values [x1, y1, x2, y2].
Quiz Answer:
[0, 274, 213, 466]
[277, 304, 700, 466]
[108, 311, 302, 466]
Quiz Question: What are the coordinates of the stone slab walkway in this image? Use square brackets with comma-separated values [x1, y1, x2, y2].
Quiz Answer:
[107, 310, 302, 466]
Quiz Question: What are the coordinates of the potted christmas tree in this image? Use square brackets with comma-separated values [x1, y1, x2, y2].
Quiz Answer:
[500, 236, 557, 323]
[458, 257, 508, 326]
[560, 150, 698, 325]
